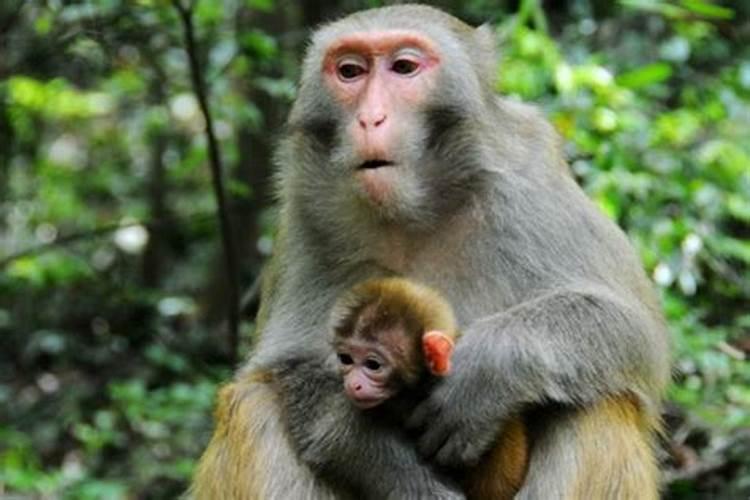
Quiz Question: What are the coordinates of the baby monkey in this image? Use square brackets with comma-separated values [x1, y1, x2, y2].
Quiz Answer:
[330, 277, 529, 498]
[330, 277, 459, 410]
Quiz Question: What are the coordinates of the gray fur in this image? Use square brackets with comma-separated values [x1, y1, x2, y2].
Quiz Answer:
[217, 5, 669, 498]
[272, 356, 463, 499]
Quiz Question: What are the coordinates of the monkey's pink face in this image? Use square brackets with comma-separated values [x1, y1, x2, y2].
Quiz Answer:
[322, 31, 440, 206]
[336, 340, 399, 409]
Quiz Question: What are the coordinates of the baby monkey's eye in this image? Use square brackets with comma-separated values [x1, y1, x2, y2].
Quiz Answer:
[364, 359, 382, 371]
[338, 353, 354, 365]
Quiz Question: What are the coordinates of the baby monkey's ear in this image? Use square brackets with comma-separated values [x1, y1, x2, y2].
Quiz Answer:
[422, 331, 455, 376]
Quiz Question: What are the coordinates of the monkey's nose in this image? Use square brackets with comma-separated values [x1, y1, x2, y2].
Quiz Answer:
[358, 113, 387, 129]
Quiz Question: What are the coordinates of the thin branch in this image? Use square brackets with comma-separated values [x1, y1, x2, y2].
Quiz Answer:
[0, 220, 139, 268]
[172, 0, 240, 363]
[0, 211, 217, 268]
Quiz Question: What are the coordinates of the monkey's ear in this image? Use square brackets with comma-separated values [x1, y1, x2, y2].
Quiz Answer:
[423, 331, 455, 376]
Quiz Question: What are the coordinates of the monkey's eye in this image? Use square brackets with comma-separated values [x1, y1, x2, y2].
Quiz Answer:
[391, 58, 419, 76]
[364, 359, 382, 371]
[338, 353, 354, 365]
[337, 60, 367, 81]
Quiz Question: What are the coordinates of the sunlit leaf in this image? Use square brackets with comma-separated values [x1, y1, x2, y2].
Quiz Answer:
[8, 77, 114, 119]
[681, 0, 734, 20]
[617, 63, 673, 89]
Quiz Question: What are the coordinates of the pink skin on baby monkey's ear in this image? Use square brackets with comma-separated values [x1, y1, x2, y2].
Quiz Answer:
[422, 330, 454, 376]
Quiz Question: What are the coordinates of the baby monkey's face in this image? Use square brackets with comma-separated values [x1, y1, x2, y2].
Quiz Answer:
[335, 336, 405, 409]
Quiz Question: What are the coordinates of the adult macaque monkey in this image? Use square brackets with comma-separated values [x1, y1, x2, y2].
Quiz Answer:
[193, 5, 669, 500]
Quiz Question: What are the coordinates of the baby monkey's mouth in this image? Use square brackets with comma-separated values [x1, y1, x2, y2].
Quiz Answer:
[358, 159, 394, 169]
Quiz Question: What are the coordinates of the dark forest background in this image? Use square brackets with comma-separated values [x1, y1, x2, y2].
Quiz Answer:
[1, 0, 748, 498]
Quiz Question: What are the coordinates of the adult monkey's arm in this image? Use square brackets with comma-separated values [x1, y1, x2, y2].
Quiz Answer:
[410, 283, 669, 466]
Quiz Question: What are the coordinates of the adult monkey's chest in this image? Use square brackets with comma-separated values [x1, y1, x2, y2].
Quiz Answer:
[392, 238, 510, 327]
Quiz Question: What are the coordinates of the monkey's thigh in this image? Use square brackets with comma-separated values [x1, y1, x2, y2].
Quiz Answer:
[191, 375, 339, 500]
[516, 396, 660, 500]
[466, 416, 529, 500]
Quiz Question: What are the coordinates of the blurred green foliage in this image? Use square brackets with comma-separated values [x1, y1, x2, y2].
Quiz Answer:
[1, 0, 748, 498]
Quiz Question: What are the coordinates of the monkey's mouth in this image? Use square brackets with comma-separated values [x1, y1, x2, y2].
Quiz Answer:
[358, 159, 395, 170]
[351, 397, 385, 409]
[355, 160, 398, 205]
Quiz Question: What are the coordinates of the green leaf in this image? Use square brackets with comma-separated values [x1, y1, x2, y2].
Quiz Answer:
[727, 195, 750, 222]
[195, 0, 224, 24]
[68, 480, 128, 500]
[8, 77, 113, 119]
[617, 63, 673, 89]
[246, 0, 274, 12]
[33, 11, 54, 35]
[654, 110, 701, 146]
[681, 0, 734, 20]
[620, 0, 686, 18]
[708, 236, 750, 263]
[593, 191, 620, 220]
[241, 30, 278, 60]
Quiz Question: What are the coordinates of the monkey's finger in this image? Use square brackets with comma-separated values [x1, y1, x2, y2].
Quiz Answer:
[405, 400, 436, 430]
[417, 420, 456, 458]
[434, 432, 486, 467]
[434, 439, 462, 467]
